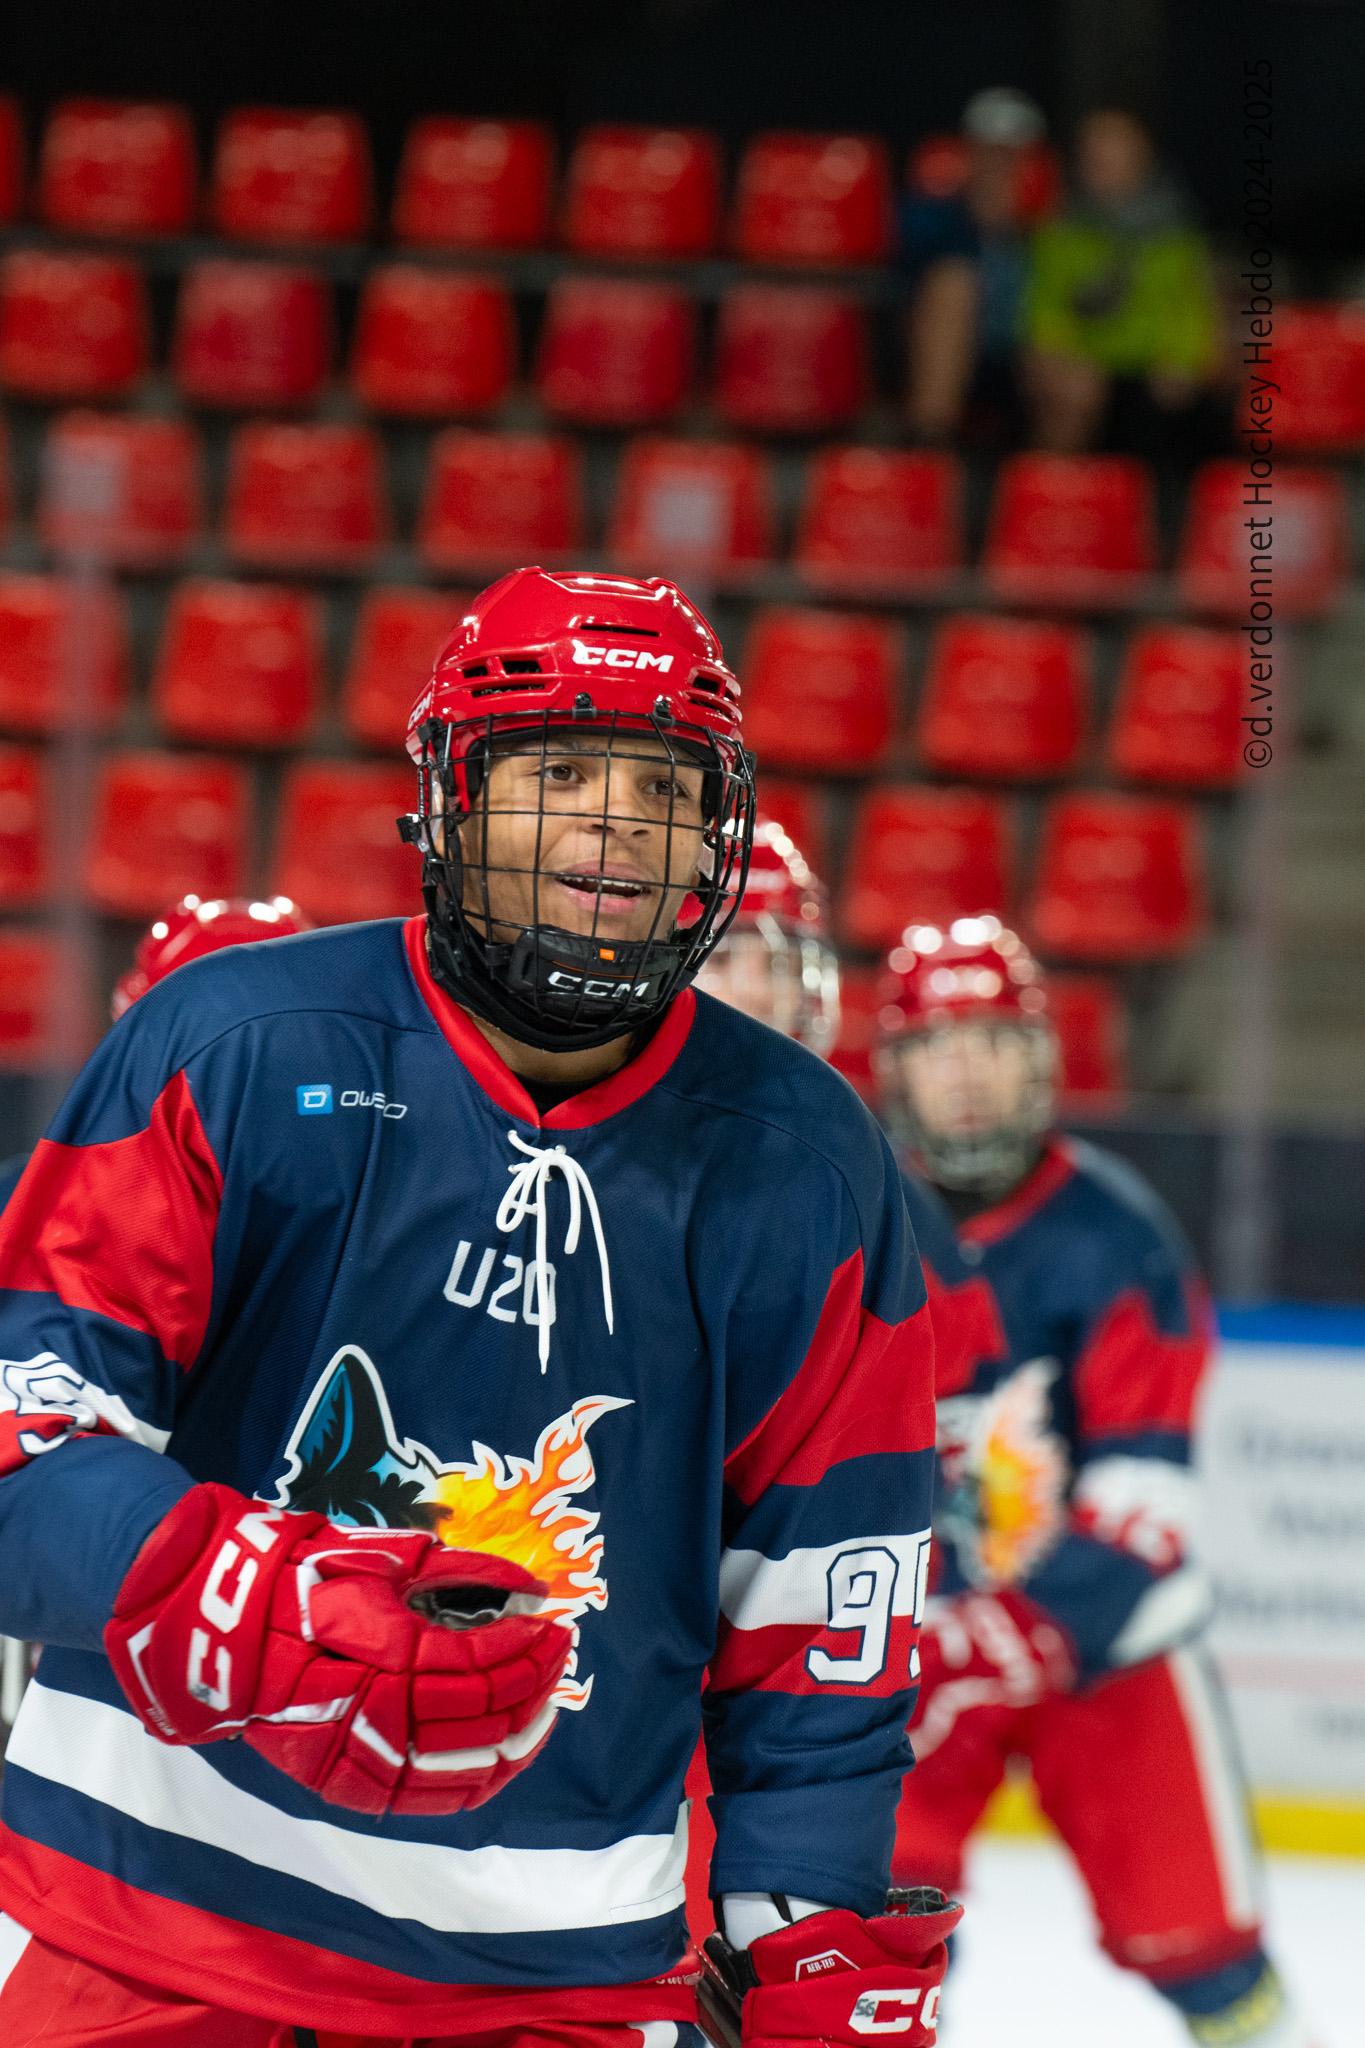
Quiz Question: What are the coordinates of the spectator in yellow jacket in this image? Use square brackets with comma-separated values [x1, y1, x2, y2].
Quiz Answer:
[1025, 108, 1225, 457]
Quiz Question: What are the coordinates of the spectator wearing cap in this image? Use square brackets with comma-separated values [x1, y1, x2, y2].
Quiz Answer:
[899, 87, 1049, 448]
[1024, 107, 1225, 457]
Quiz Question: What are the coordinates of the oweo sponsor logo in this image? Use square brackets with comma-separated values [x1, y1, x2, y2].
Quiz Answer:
[570, 639, 675, 672]
[186, 1507, 285, 1715]
[849, 1986, 941, 2036]
[342, 1089, 408, 1120]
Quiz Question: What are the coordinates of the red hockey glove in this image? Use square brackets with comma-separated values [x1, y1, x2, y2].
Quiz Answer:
[700, 1888, 962, 2048]
[105, 1482, 571, 1817]
[912, 1588, 1075, 1758]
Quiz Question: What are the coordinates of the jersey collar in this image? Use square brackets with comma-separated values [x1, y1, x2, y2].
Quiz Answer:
[402, 915, 695, 1129]
[955, 1135, 1077, 1248]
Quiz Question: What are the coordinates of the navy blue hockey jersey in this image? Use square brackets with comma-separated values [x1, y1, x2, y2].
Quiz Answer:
[900, 1138, 1215, 1681]
[0, 916, 935, 2036]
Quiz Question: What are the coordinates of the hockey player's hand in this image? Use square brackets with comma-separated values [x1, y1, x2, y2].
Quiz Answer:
[105, 1482, 571, 1816]
[912, 1588, 1074, 1758]
[699, 1889, 962, 2048]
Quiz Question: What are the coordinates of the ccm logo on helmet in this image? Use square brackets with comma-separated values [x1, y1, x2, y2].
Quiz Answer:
[849, 1986, 941, 2037]
[571, 639, 675, 673]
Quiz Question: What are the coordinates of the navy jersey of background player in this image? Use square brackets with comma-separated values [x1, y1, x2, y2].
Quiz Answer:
[900, 1138, 1215, 1681]
[0, 914, 934, 2030]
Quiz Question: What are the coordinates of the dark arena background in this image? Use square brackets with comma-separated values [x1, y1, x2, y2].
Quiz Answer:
[0, 2, 1362, 2040]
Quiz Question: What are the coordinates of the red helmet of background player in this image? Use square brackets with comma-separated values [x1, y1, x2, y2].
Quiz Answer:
[401, 567, 756, 1052]
[111, 895, 314, 1020]
[696, 815, 840, 1054]
[876, 915, 1056, 1194]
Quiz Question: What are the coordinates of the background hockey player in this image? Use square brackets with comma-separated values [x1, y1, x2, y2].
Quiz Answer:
[878, 915, 1315, 2048]
[0, 569, 951, 2048]
[0, 894, 313, 1755]
[0, 894, 314, 1215]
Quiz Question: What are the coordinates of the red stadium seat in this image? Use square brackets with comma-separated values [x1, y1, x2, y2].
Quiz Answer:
[0, 574, 128, 734]
[211, 106, 372, 243]
[1108, 623, 1247, 789]
[827, 961, 884, 1101]
[733, 133, 892, 265]
[563, 125, 720, 259]
[536, 277, 695, 428]
[741, 607, 900, 771]
[39, 412, 203, 567]
[752, 777, 828, 876]
[917, 616, 1088, 781]
[0, 929, 86, 1069]
[86, 750, 250, 917]
[225, 422, 387, 572]
[1028, 793, 1208, 962]
[714, 285, 869, 435]
[419, 430, 583, 574]
[1272, 304, 1365, 453]
[1177, 460, 1347, 620]
[39, 98, 196, 235]
[0, 745, 44, 906]
[795, 446, 964, 597]
[0, 99, 22, 227]
[352, 266, 514, 418]
[393, 118, 553, 251]
[0, 249, 147, 400]
[153, 579, 322, 748]
[0, 415, 10, 542]
[609, 437, 775, 578]
[173, 259, 330, 410]
[343, 586, 469, 751]
[840, 786, 1012, 954]
[983, 455, 1157, 609]
[273, 762, 419, 924]
[1048, 974, 1128, 1102]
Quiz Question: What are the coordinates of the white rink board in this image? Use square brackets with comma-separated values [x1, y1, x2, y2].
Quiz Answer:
[1198, 1313, 1365, 1799]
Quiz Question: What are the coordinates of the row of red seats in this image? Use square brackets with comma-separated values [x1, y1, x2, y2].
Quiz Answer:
[0, 251, 872, 432]
[5, 249, 1365, 456]
[0, 575, 1259, 791]
[0, 101, 928, 265]
[0, 741, 1206, 963]
[3, 416, 1348, 617]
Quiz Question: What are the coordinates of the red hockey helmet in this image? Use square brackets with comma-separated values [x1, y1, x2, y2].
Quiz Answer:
[876, 915, 1055, 1194]
[401, 567, 756, 1051]
[696, 815, 840, 1053]
[111, 895, 313, 1020]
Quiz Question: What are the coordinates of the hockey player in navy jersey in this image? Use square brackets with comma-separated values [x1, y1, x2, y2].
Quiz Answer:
[877, 916, 1314, 2048]
[0, 570, 954, 2048]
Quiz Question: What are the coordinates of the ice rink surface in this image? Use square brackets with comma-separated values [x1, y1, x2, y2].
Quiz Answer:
[0, 1835, 1359, 2044]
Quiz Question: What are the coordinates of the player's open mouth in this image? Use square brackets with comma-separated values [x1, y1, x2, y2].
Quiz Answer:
[551, 870, 656, 921]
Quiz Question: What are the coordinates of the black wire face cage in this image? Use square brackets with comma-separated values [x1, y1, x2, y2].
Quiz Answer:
[402, 708, 757, 1052]
[877, 1018, 1057, 1196]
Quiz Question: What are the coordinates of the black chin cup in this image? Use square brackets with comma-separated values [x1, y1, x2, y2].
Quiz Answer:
[490, 927, 686, 1026]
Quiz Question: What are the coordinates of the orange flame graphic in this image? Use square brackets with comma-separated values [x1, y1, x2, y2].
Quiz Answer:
[973, 1362, 1067, 1583]
[428, 1395, 630, 1709]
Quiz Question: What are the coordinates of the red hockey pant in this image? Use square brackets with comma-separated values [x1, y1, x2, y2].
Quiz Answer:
[893, 1646, 1265, 1983]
